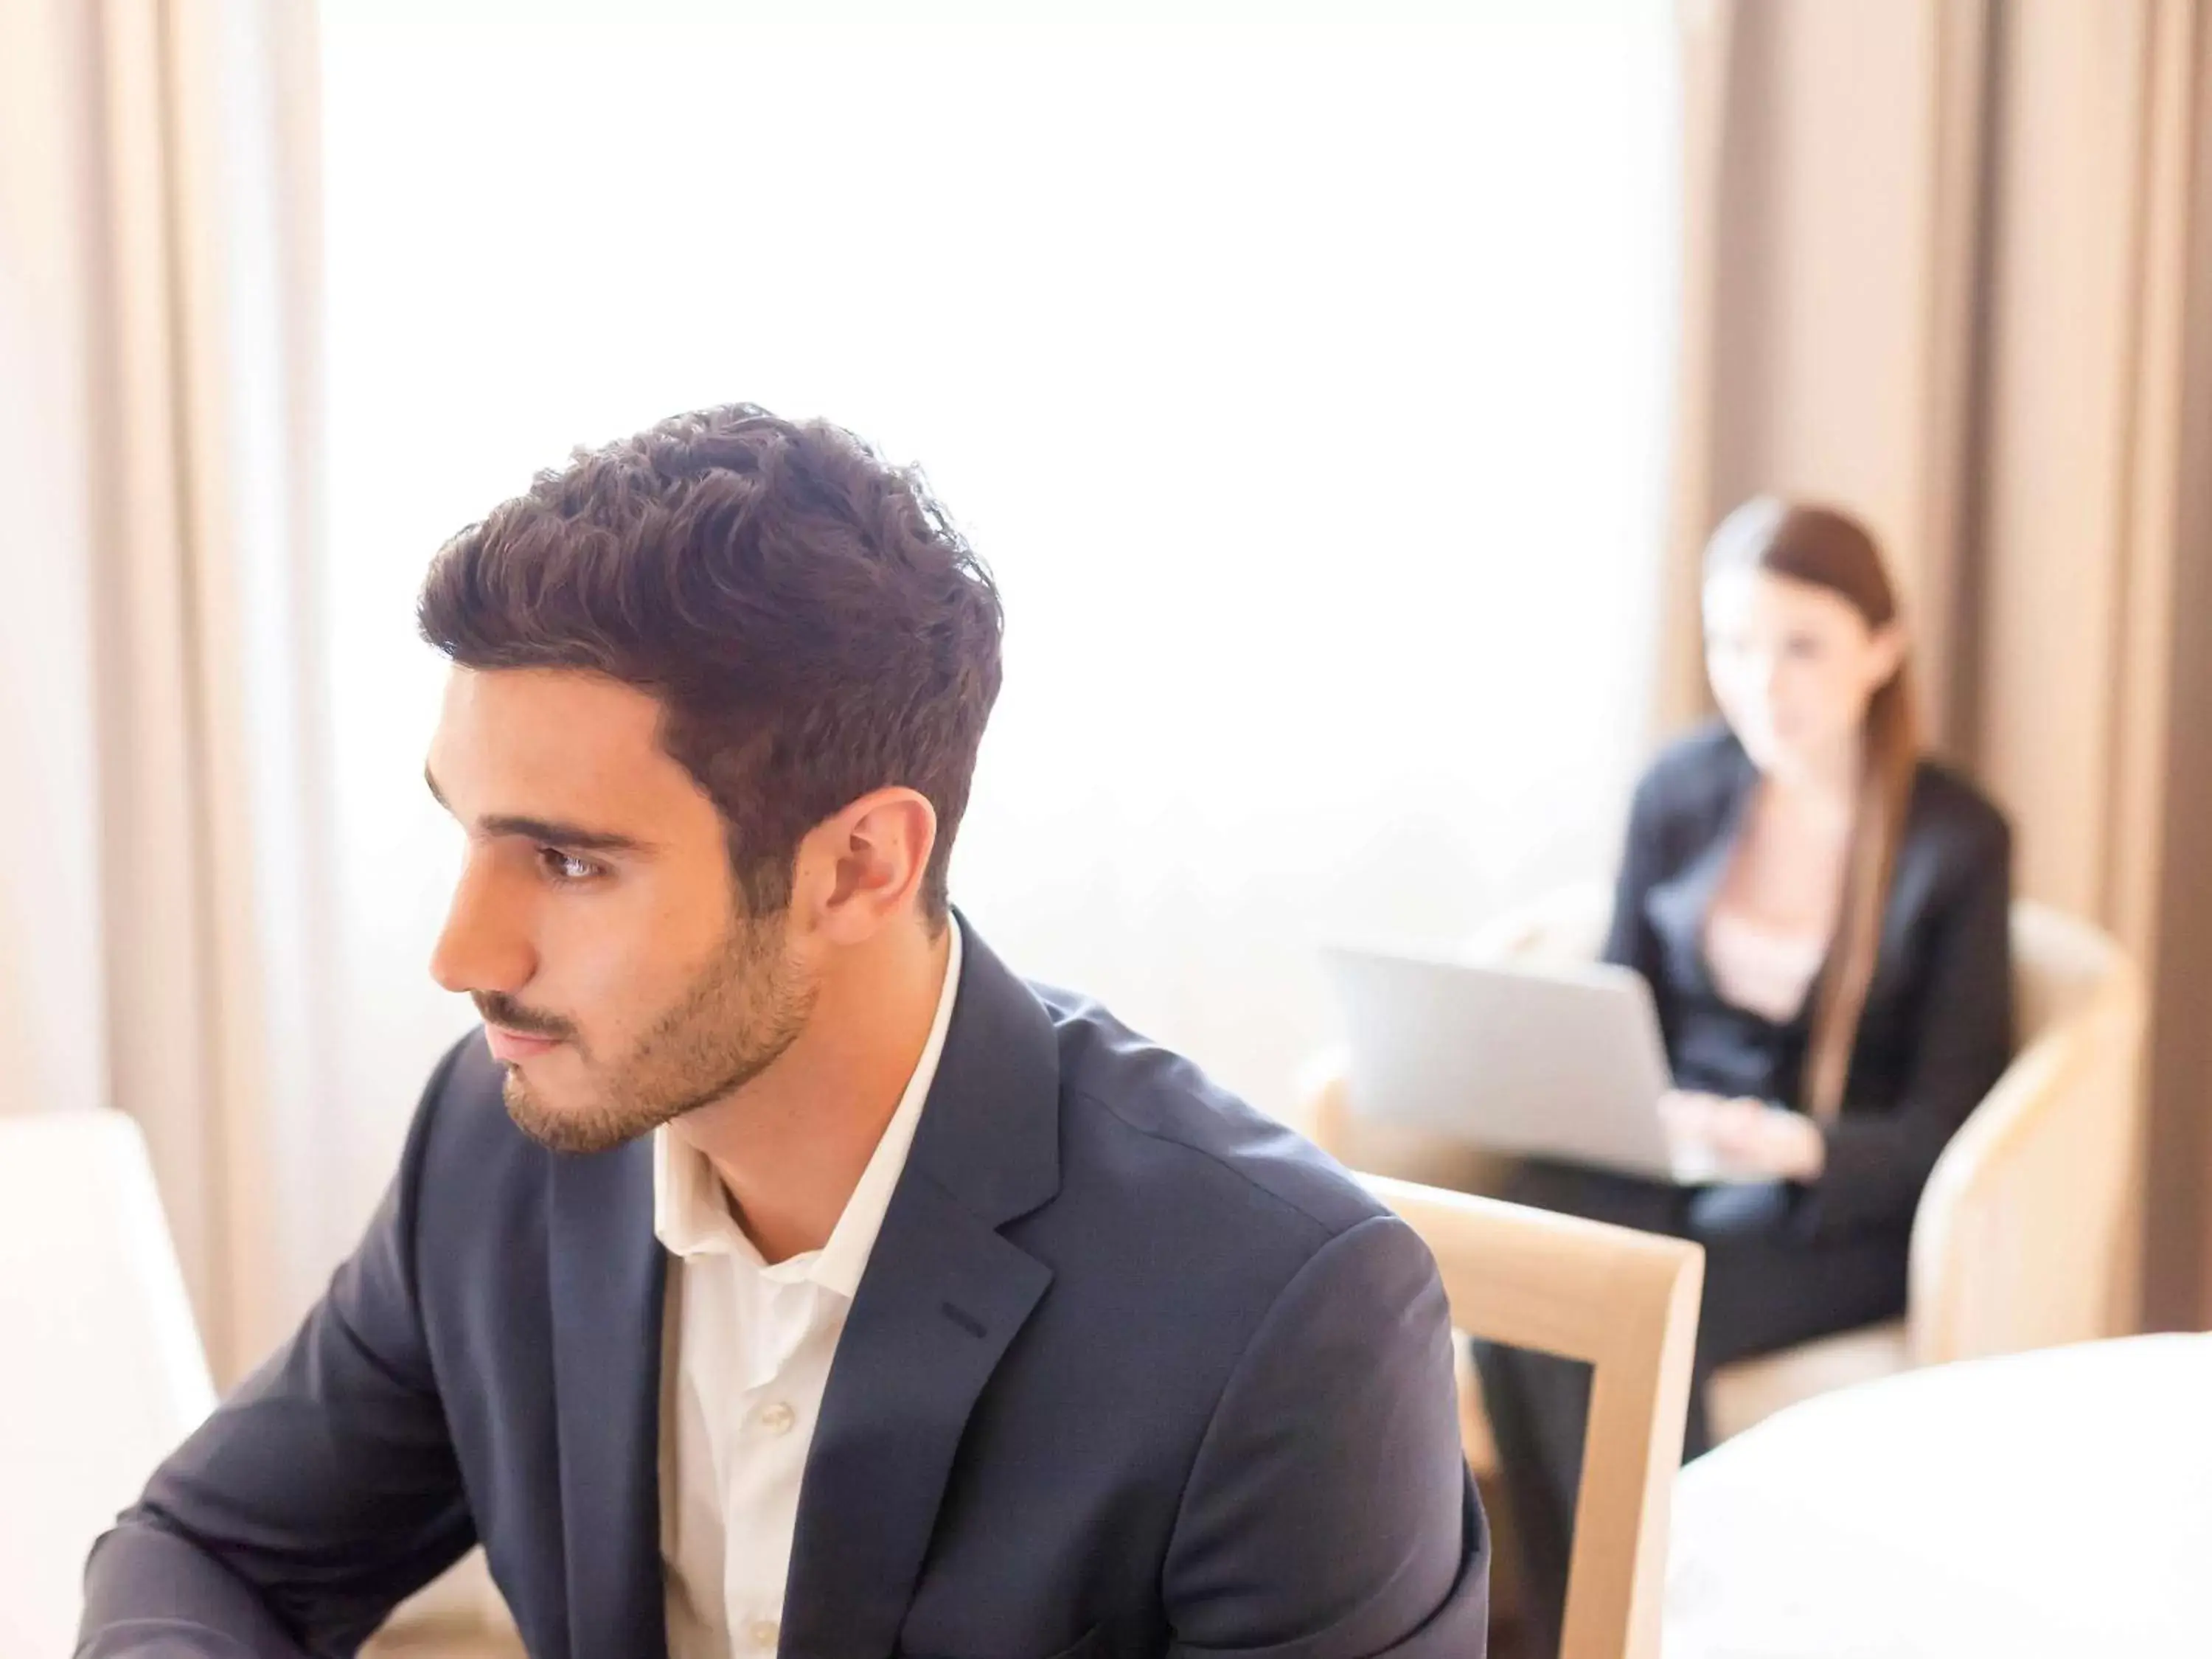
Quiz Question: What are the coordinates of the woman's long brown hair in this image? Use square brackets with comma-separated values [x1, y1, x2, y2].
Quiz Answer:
[1703, 498, 1919, 1122]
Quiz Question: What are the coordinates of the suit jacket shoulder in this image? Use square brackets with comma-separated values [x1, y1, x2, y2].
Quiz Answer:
[1633, 723, 2009, 872]
[1904, 757, 2011, 870]
[1035, 983, 1391, 1248]
[1625, 718, 1753, 860]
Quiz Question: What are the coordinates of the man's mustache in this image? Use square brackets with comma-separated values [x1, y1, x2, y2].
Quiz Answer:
[473, 992, 577, 1042]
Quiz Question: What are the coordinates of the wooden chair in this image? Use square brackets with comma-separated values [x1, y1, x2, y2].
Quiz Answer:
[1362, 1174, 1703, 1659]
[1307, 884, 2147, 1448]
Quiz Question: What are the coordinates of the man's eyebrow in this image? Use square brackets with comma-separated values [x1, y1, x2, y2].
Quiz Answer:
[424, 765, 653, 854]
[480, 815, 653, 854]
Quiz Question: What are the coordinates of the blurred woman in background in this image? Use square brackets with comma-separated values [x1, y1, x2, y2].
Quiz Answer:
[1476, 498, 2015, 1654]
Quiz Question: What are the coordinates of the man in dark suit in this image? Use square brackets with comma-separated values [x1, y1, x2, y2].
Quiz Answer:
[79, 405, 1486, 1659]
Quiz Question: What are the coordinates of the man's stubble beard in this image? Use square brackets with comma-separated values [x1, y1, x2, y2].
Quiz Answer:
[502, 908, 817, 1155]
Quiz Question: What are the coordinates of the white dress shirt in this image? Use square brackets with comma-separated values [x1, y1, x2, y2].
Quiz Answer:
[656, 922, 962, 1659]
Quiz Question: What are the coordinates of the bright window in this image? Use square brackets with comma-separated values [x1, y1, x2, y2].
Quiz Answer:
[319, 0, 1677, 1206]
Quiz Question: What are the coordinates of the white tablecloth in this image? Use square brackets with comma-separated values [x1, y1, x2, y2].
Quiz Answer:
[1664, 1333, 2212, 1658]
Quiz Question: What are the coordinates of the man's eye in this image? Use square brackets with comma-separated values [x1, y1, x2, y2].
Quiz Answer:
[538, 848, 602, 884]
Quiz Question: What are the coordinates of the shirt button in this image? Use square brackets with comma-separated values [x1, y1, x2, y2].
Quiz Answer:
[758, 1400, 797, 1436]
[748, 1617, 781, 1649]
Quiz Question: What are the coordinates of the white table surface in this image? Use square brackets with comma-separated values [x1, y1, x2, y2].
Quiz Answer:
[1664, 1333, 2212, 1659]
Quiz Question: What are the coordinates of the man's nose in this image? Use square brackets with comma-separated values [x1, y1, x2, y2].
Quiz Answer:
[429, 854, 536, 997]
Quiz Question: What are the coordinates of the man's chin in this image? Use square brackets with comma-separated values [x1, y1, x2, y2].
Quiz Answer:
[501, 1071, 661, 1156]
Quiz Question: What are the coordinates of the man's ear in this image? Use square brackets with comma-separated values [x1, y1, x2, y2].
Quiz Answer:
[789, 787, 939, 944]
[1867, 620, 1909, 692]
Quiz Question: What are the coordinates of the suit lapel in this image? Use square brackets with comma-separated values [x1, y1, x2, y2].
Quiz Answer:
[548, 1136, 669, 1659]
[781, 919, 1063, 1659]
[1644, 749, 1756, 996]
[781, 1181, 1051, 1658]
[1646, 745, 1933, 1028]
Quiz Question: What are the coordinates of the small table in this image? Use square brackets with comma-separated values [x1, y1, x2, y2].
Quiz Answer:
[1664, 1333, 2212, 1658]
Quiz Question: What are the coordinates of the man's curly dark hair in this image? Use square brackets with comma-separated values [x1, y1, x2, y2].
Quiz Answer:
[417, 403, 1004, 923]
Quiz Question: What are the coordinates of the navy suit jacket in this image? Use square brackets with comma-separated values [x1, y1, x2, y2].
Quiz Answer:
[80, 924, 1486, 1658]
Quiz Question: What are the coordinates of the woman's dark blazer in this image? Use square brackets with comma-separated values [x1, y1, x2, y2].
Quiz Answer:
[1603, 721, 2016, 1239]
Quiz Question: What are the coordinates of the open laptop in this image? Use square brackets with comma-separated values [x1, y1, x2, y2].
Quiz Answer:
[1320, 942, 1760, 1185]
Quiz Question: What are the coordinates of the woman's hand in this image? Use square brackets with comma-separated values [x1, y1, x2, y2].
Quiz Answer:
[1658, 1090, 1827, 1182]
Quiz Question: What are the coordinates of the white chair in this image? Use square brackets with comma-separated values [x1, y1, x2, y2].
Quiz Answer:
[1306, 885, 2147, 1447]
[0, 1108, 215, 1658]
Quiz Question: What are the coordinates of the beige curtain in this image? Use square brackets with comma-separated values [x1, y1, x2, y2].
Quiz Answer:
[1664, 0, 2212, 1327]
[0, 0, 333, 1384]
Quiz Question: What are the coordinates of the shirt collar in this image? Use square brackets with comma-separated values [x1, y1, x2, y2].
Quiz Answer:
[650, 918, 964, 1300]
